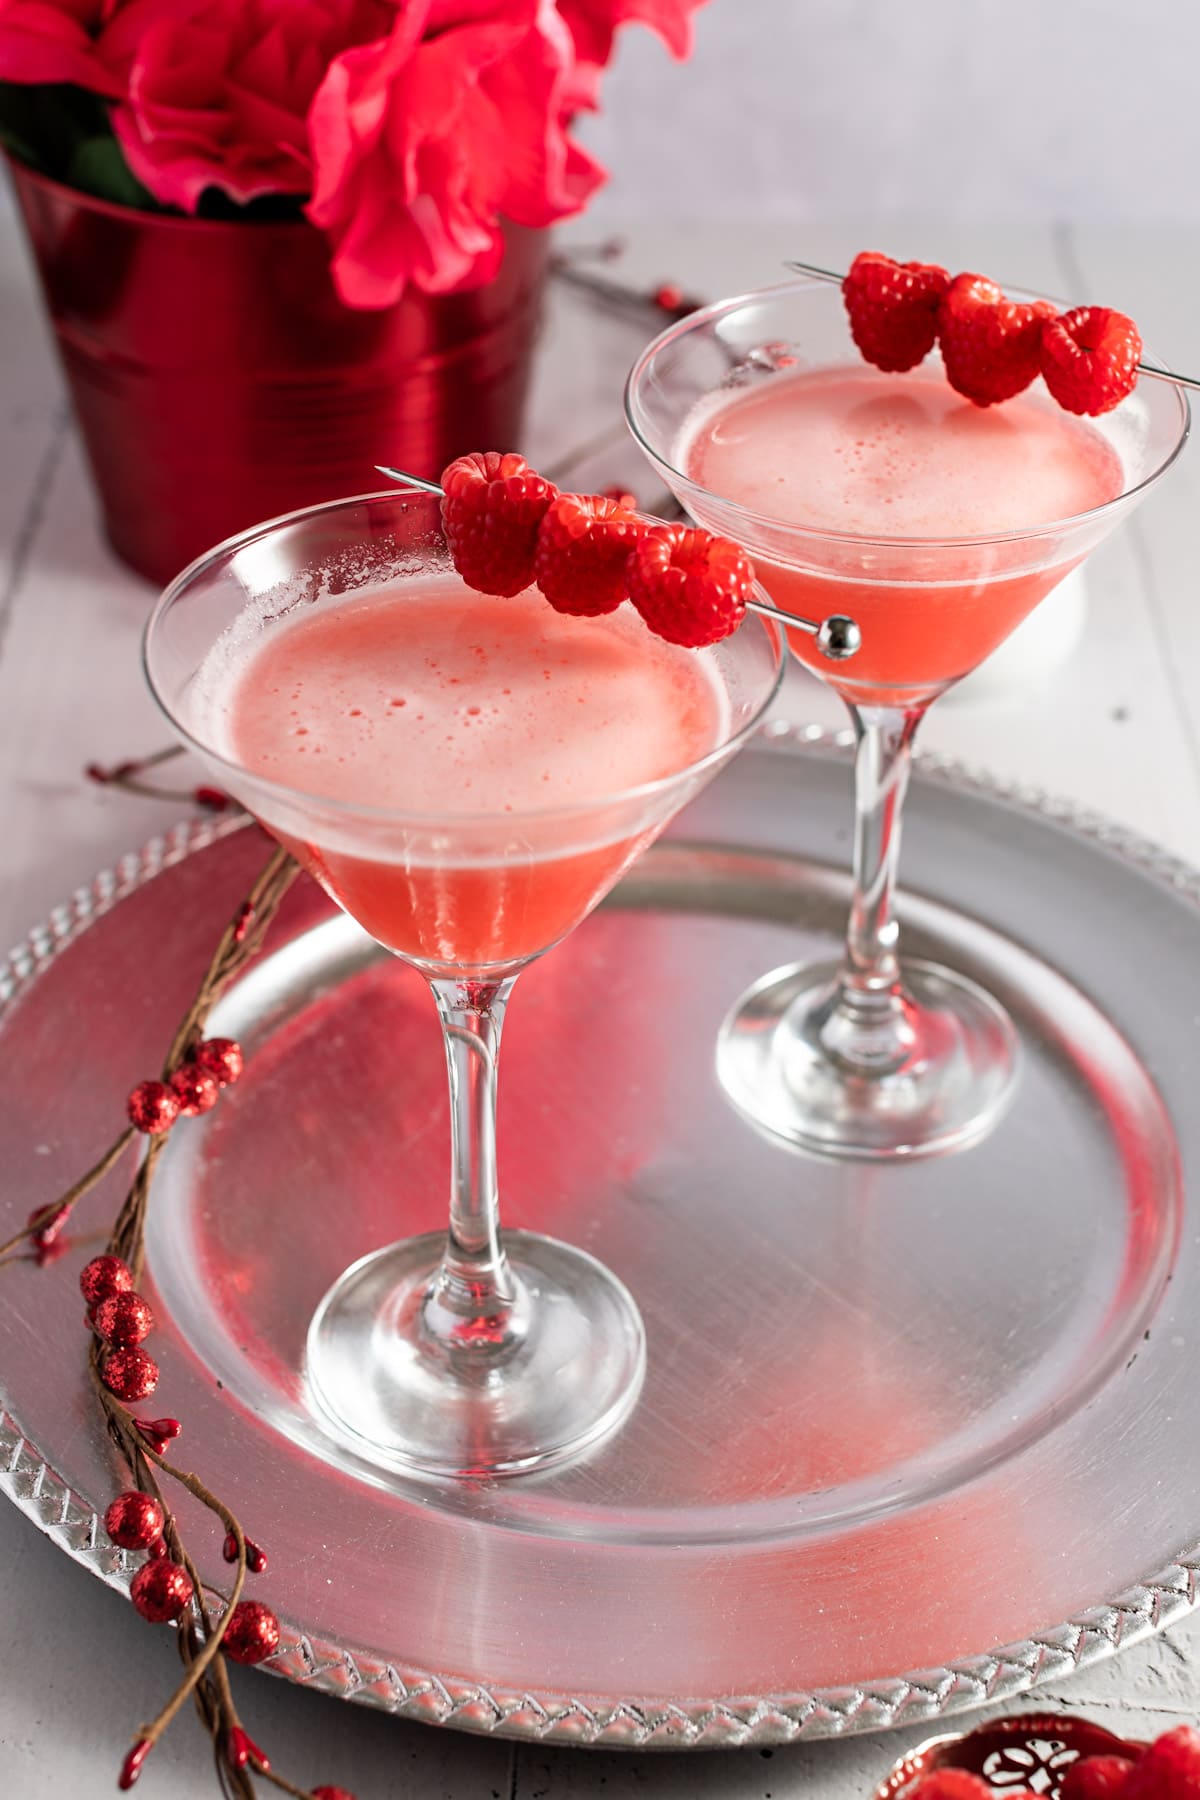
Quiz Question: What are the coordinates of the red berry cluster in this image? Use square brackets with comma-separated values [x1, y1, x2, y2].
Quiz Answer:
[842, 251, 1142, 416]
[907, 1725, 1200, 1800]
[440, 452, 754, 648]
[85, 1252, 281, 1713]
[126, 1036, 244, 1137]
[82, 1252, 160, 1404]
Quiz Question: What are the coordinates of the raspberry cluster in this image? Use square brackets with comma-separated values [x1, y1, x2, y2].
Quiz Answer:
[906, 1724, 1200, 1800]
[440, 451, 753, 648]
[842, 250, 1142, 415]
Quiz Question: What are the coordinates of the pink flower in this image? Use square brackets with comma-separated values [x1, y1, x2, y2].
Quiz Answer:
[101, 0, 395, 211]
[0, 0, 122, 95]
[556, 0, 707, 70]
[308, 0, 605, 308]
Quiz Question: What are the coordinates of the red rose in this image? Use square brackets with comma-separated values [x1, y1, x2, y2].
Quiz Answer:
[308, 0, 605, 308]
[0, 0, 122, 94]
[99, 0, 395, 211]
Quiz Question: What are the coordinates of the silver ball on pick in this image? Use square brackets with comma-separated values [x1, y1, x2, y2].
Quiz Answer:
[816, 615, 861, 661]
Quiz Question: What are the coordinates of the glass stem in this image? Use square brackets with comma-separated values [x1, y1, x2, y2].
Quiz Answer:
[817, 703, 929, 1074]
[422, 975, 525, 1357]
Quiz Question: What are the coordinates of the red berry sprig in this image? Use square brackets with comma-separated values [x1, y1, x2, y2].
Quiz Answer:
[440, 458, 755, 649]
[841, 249, 1143, 415]
[534, 492, 646, 617]
[2, 850, 328, 1800]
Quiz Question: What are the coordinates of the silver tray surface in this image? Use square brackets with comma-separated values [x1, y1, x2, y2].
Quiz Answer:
[2, 723, 1200, 1750]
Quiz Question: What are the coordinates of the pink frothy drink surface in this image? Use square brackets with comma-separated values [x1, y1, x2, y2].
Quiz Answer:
[225, 575, 725, 967]
[683, 365, 1124, 701]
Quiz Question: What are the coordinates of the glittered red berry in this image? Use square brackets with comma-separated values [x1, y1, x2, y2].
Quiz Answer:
[842, 250, 950, 372]
[533, 493, 645, 616]
[312, 1789, 358, 1800]
[195, 1037, 244, 1088]
[102, 1346, 159, 1402]
[127, 1078, 180, 1135]
[1040, 305, 1142, 417]
[80, 1254, 133, 1309]
[145, 1536, 169, 1560]
[170, 1062, 220, 1116]
[222, 1599, 281, 1665]
[93, 1290, 155, 1346]
[1061, 1756, 1137, 1800]
[134, 1416, 181, 1456]
[937, 273, 1056, 406]
[130, 1557, 193, 1623]
[104, 1490, 165, 1551]
[904, 1774, 995, 1800]
[440, 451, 558, 597]
[1125, 1726, 1200, 1800]
[627, 525, 754, 648]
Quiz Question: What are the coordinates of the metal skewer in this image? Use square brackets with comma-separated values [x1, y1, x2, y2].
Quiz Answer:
[373, 465, 863, 662]
[784, 258, 1200, 395]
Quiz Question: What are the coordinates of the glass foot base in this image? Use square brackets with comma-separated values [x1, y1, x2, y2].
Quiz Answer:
[717, 958, 1019, 1161]
[305, 1229, 646, 1479]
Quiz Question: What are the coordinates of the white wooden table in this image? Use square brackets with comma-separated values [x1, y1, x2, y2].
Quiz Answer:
[4, 192, 1200, 1796]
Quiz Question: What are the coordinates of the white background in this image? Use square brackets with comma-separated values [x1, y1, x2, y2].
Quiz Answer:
[583, 0, 1200, 226]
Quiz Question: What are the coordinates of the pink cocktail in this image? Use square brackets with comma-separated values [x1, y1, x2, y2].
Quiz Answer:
[627, 276, 1188, 1159]
[225, 575, 727, 969]
[145, 491, 784, 1477]
[683, 363, 1124, 706]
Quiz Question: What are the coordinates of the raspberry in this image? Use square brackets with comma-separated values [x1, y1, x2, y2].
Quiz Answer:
[440, 451, 557, 597]
[1040, 306, 1142, 416]
[1061, 1756, 1137, 1800]
[937, 273, 1056, 405]
[627, 526, 753, 648]
[842, 250, 950, 372]
[533, 493, 645, 616]
[1125, 1725, 1200, 1800]
[904, 1774, 995, 1800]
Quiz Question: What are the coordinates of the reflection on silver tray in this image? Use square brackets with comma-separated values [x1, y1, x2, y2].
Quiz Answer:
[2, 723, 1200, 1750]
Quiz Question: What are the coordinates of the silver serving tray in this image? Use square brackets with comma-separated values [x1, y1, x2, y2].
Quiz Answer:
[2, 723, 1199, 1750]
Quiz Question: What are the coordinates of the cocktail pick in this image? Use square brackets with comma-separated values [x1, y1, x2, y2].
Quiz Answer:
[373, 465, 863, 662]
[784, 258, 1200, 394]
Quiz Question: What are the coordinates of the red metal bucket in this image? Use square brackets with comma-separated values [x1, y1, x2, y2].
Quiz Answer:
[8, 159, 547, 586]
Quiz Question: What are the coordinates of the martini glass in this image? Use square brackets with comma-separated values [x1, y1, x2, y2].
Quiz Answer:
[626, 277, 1189, 1160]
[144, 491, 785, 1477]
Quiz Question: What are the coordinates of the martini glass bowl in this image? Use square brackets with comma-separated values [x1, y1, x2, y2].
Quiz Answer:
[144, 491, 785, 1477]
[626, 277, 1189, 1160]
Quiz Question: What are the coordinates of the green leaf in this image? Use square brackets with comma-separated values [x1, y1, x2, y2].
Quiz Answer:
[0, 82, 109, 181]
[66, 134, 158, 211]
